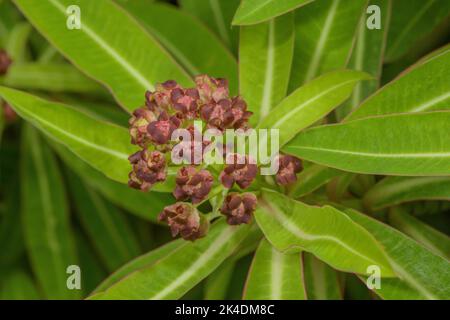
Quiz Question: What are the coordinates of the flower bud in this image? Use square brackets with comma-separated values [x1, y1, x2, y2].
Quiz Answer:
[147, 111, 181, 145]
[200, 99, 233, 131]
[129, 107, 158, 147]
[173, 125, 210, 164]
[275, 154, 303, 185]
[171, 87, 200, 119]
[0, 49, 12, 75]
[173, 166, 213, 204]
[220, 153, 257, 189]
[147, 80, 180, 109]
[229, 96, 252, 130]
[195, 75, 229, 103]
[220, 193, 257, 225]
[200, 96, 252, 131]
[159, 202, 209, 241]
[128, 150, 166, 191]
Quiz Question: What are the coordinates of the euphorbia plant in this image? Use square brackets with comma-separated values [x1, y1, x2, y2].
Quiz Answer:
[0, 0, 449, 301]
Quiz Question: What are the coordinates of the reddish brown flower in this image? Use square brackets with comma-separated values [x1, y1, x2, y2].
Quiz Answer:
[220, 153, 257, 189]
[0, 49, 12, 75]
[195, 75, 229, 103]
[146, 80, 180, 109]
[200, 96, 252, 131]
[173, 166, 213, 204]
[172, 125, 210, 165]
[128, 150, 167, 191]
[129, 107, 158, 147]
[220, 193, 257, 225]
[147, 111, 181, 145]
[159, 202, 209, 241]
[170, 87, 200, 119]
[275, 154, 303, 185]
[228, 96, 252, 130]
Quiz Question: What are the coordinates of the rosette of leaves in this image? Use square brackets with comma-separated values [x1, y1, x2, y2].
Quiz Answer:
[0, 0, 449, 301]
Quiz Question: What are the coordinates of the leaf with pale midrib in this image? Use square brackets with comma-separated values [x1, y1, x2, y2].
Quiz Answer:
[284, 112, 450, 176]
[13, 0, 192, 111]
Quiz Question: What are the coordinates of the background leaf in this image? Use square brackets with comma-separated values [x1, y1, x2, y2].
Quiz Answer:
[385, 0, 450, 62]
[388, 207, 450, 260]
[179, 0, 240, 54]
[120, 1, 238, 95]
[284, 112, 450, 176]
[336, 0, 391, 120]
[303, 252, 342, 299]
[5, 22, 32, 63]
[347, 48, 450, 121]
[289, 0, 367, 90]
[2, 63, 106, 94]
[233, 0, 314, 25]
[0, 86, 137, 183]
[346, 208, 450, 300]
[21, 125, 80, 299]
[288, 164, 342, 198]
[0, 271, 40, 300]
[204, 260, 236, 300]
[13, 0, 192, 111]
[66, 171, 141, 272]
[363, 176, 450, 211]
[239, 13, 294, 124]
[243, 239, 306, 300]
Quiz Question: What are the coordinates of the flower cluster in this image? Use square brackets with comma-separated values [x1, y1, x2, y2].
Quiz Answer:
[128, 75, 303, 241]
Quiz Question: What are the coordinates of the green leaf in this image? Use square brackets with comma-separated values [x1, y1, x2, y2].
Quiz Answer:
[388, 207, 450, 260]
[0, 179, 24, 268]
[91, 220, 250, 299]
[385, 0, 450, 62]
[255, 189, 394, 276]
[0, 271, 40, 300]
[203, 223, 262, 299]
[347, 48, 450, 121]
[346, 208, 450, 300]
[303, 252, 342, 299]
[56, 95, 128, 127]
[66, 170, 141, 272]
[233, 0, 314, 26]
[1, 63, 105, 94]
[284, 112, 450, 176]
[258, 70, 371, 146]
[363, 176, 450, 211]
[288, 164, 342, 198]
[289, 0, 367, 90]
[74, 232, 107, 295]
[0, 86, 138, 183]
[239, 13, 294, 125]
[243, 238, 306, 299]
[13, 0, 192, 111]
[179, 0, 240, 54]
[92, 239, 184, 294]
[6, 22, 32, 63]
[52, 143, 173, 222]
[204, 260, 236, 300]
[336, 0, 391, 120]
[21, 125, 80, 299]
[326, 172, 356, 202]
[120, 1, 238, 95]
